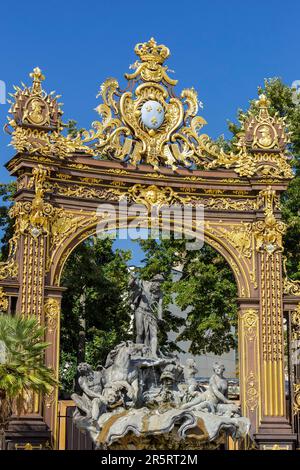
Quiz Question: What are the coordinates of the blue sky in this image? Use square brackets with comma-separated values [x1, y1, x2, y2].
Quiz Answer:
[0, 0, 299, 262]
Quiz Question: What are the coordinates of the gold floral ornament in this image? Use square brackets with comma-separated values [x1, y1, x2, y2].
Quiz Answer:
[44, 298, 60, 334]
[5, 67, 91, 158]
[81, 38, 211, 170]
[207, 94, 293, 178]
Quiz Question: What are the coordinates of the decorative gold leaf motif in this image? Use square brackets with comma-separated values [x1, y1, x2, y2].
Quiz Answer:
[206, 94, 292, 179]
[253, 186, 286, 255]
[44, 298, 60, 334]
[5, 43, 293, 179]
[127, 184, 190, 211]
[0, 287, 9, 312]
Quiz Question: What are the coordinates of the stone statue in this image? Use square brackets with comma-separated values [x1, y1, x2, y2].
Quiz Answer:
[184, 358, 199, 395]
[181, 362, 238, 416]
[129, 272, 164, 357]
[72, 271, 250, 449]
[71, 363, 104, 421]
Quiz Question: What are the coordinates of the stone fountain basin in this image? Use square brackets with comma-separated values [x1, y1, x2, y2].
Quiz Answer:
[94, 406, 250, 449]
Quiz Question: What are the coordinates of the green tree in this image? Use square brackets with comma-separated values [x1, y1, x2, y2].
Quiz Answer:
[228, 78, 300, 279]
[59, 236, 132, 396]
[138, 238, 237, 355]
[138, 78, 300, 356]
[0, 181, 16, 260]
[0, 315, 56, 449]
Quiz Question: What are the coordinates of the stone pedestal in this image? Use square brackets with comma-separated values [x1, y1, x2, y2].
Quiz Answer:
[255, 417, 297, 450]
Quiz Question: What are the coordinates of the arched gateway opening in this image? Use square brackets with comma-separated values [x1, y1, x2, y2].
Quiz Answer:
[57, 234, 240, 449]
[0, 38, 298, 449]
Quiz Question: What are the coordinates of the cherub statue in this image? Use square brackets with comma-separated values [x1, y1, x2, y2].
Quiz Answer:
[184, 358, 199, 395]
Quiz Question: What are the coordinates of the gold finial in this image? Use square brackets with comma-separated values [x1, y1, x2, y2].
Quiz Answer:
[256, 93, 270, 109]
[29, 67, 45, 95]
[135, 37, 170, 65]
[30, 67, 45, 83]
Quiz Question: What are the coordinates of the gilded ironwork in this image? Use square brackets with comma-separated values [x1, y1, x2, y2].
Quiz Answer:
[207, 94, 293, 178]
[44, 298, 60, 334]
[0, 236, 19, 280]
[10, 165, 53, 238]
[253, 186, 286, 255]
[5, 41, 294, 182]
[126, 183, 189, 210]
[283, 257, 300, 295]
[219, 224, 252, 258]
[5, 67, 91, 158]
[0, 287, 9, 312]
[79, 38, 210, 169]
[239, 309, 260, 422]
[293, 384, 300, 415]
[290, 303, 300, 341]
[0, 38, 296, 449]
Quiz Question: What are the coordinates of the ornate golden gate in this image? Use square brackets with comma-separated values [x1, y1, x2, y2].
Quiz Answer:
[1, 38, 299, 449]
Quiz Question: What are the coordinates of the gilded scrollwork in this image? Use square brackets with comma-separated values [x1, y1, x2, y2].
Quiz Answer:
[44, 297, 60, 334]
[206, 94, 292, 179]
[0, 287, 9, 312]
[126, 184, 190, 211]
[283, 257, 300, 296]
[50, 182, 122, 200]
[5, 67, 92, 159]
[218, 224, 253, 258]
[293, 383, 300, 416]
[253, 186, 286, 255]
[79, 38, 211, 170]
[243, 309, 259, 341]
[290, 304, 300, 342]
[10, 165, 53, 238]
[239, 309, 260, 417]
[5, 41, 294, 181]
[246, 372, 259, 412]
[0, 232, 19, 280]
[186, 196, 258, 211]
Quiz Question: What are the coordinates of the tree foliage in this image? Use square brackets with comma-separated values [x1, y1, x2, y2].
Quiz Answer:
[228, 78, 300, 278]
[138, 238, 237, 355]
[0, 181, 16, 260]
[0, 314, 56, 445]
[59, 237, 132, 395]
[0, 80, 300, 395]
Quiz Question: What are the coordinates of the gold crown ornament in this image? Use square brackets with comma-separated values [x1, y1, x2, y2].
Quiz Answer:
[134, 37, 170, 65]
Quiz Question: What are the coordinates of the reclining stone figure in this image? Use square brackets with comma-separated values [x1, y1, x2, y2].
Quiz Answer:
[181, 362, 240, 417]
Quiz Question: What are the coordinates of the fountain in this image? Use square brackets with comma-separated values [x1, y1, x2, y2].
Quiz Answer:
[71, 273, 249, 449]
